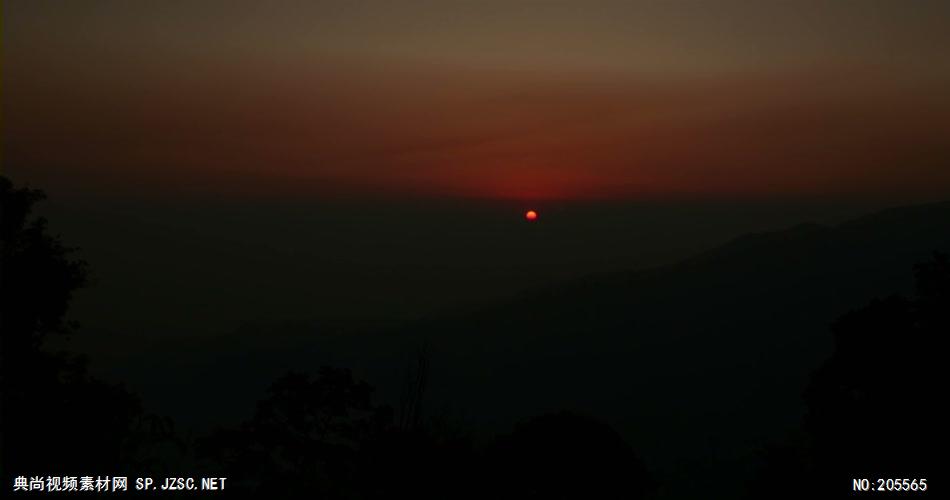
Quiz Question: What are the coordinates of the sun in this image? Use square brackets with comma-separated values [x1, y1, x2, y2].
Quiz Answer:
[525, 210, 538, 221]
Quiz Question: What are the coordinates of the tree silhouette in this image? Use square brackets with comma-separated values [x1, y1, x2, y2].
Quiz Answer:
[198, 367, 393, 497]
[200, 366, 659, 500]
[0, 177, 86, 353]
[490, 411, 656, 499]
[199, 343, 492, 499]
[804, 254, 943, 479]
[1, 176, 164, 478]
[750, 253, 945, 497]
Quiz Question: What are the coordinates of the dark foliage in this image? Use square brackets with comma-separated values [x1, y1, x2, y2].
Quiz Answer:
[198, 367, 393, 497]
[200, 371, 656, 499]
[6, 176, 940, 498]
[0, 177, 86, 352]
[750, 254, 946, 497]
[1, 176, 171, 478]
[491, 411, 656, 499]
[198, 365, 491, 499]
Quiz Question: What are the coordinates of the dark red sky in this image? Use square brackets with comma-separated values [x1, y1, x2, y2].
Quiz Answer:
[5, 1, 950, 201]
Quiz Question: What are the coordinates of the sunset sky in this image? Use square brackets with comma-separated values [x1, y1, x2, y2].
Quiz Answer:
[5, 0, 950, 201]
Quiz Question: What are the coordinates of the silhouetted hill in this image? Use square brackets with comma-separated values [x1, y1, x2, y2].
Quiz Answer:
[363, 200, 950, 498]
[78, 200, 950, 498]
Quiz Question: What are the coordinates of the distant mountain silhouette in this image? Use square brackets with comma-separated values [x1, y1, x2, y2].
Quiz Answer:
[64, 199, 950, 498]
[161, 199, 950, 497]
[359, 200, 950, 498]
